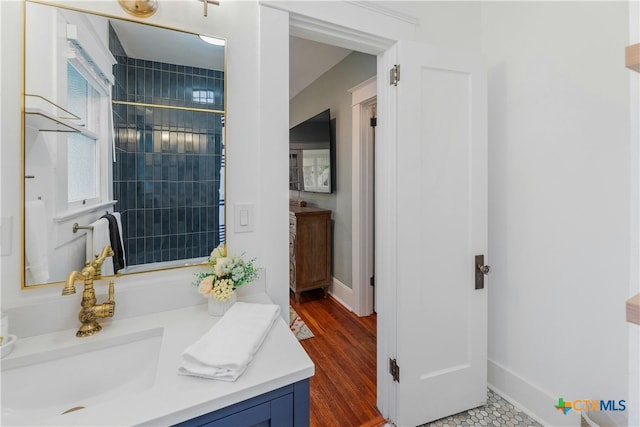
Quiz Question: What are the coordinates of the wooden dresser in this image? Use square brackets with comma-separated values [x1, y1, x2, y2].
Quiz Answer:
[289, 206, 332, 303]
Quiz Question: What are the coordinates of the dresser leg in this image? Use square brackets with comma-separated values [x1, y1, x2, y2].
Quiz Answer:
[322, 286, 329, 298]
[295, 292, 301, 304]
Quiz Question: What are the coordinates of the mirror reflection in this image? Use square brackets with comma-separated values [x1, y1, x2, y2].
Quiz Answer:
[289, 109, 334, 194]
[24, 2, 226, 286]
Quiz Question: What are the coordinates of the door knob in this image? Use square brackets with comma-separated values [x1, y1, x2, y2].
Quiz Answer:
[477, 264, 491, 275]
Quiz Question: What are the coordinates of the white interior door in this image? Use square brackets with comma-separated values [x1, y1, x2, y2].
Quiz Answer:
[381, 40, 488, 426]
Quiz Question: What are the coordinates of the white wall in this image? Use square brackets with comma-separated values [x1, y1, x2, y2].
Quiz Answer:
[0, 0, 6, 295]
[258, 4, 290, 320]
[0, 1, 22, 307]
[394, 1, 483, 54]
[482, 2, 631, 425]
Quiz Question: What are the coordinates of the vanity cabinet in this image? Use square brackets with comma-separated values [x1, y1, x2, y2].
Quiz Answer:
[174, 379, 309, 427]
[289, 206, 332, 303]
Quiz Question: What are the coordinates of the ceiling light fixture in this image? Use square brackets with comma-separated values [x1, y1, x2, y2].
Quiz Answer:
[198, 35, 225, 46]
[117, 0, 158, 18]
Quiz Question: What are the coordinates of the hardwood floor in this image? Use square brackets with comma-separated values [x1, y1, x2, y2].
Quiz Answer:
[290, 289, 383, 427]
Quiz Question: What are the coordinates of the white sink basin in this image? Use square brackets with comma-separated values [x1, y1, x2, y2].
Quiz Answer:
[1, 327, 164, 426]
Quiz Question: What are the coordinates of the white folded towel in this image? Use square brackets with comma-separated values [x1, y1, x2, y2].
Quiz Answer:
[178, 302, 280, 381]
[25, 200, 49, 283]
[86, 218, 114, 276]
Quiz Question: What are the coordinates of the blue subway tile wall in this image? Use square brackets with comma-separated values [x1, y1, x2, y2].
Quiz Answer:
[110, 26, 224, 267]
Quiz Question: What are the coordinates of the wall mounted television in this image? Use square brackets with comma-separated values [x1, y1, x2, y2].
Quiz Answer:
[289, 108, 335, 193]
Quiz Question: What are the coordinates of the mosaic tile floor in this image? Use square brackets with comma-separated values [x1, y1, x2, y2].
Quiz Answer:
[419, 389, 542, 427]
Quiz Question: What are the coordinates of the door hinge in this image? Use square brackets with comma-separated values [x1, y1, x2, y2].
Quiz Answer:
[389, 358, 400, 382]
[370, 276, 375, 287]
[389, 64, 400, 86]
[370, 117, 377, 127]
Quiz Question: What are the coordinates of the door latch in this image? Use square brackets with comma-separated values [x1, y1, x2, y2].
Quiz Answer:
[475, 254, 490, 289]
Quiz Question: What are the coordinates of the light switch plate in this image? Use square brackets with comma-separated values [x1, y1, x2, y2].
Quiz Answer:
[234, 204, 254, 233]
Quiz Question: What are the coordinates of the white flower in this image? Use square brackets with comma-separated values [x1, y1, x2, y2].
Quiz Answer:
[214, 257, 233, 276]
[231, 266, 245, 282]
[212, 278, 235, 301]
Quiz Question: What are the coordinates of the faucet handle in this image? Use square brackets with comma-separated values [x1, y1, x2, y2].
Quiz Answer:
[108, 280, 115, 303]
[99, 280, 116, 318]
[92, 245, 114, 278]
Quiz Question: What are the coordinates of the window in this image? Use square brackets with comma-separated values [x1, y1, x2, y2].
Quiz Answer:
[302, 149, 331, 192]
[66, 62, 101, 204]
[192, 90, 215, 105]
[67, 133, 98, 202]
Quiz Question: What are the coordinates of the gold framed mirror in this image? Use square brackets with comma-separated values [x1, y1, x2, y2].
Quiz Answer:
[22, 1, 226, 288]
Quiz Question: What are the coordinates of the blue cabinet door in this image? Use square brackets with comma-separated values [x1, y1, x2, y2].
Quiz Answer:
[269, 393, 294, 426]
[205, 402, 271, 427]
[174, 379, 309, 427]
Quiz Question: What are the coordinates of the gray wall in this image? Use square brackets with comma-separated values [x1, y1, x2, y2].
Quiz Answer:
[289, 51, 376, 289]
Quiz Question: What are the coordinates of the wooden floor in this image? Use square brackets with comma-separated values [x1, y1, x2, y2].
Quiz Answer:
[290, 289, 385, 427]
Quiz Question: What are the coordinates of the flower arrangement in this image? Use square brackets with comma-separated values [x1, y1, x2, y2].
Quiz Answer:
[194, 244, 259, 301]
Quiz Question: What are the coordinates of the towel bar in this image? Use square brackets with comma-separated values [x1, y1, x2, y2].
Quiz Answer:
[72, 223, 93, 233]
[72, 212, 111, 233]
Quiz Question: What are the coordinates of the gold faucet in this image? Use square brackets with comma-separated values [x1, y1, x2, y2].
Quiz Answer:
[63, 245, 116, 337]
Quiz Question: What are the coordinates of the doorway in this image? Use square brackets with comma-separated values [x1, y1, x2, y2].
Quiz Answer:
[263, 3, 412, 423]
[289, 37, 377, 315]
[351, 78, 377, 316]
[288, 38, 380, 425]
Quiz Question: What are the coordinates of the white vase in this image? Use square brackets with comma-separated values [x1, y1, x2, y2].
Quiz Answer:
[208, 292, 237, 316]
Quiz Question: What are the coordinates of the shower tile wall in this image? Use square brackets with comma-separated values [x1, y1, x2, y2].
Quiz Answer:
[110, 27, 224, 266]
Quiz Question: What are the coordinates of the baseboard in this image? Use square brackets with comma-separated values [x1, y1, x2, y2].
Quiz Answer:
[329, 277, 354, 312]
[488, 359, 579, 427]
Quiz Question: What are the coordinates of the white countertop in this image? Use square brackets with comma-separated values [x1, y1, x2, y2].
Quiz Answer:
[1, 293, 314, 426]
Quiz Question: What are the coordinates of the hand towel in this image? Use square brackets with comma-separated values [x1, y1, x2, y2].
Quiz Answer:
[100, 213, 125, 273]
[112, 212, 126, 268]
[25, 200, 49, 283]
[178, 302, 280, 381]
[86, 218, 114, 276]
